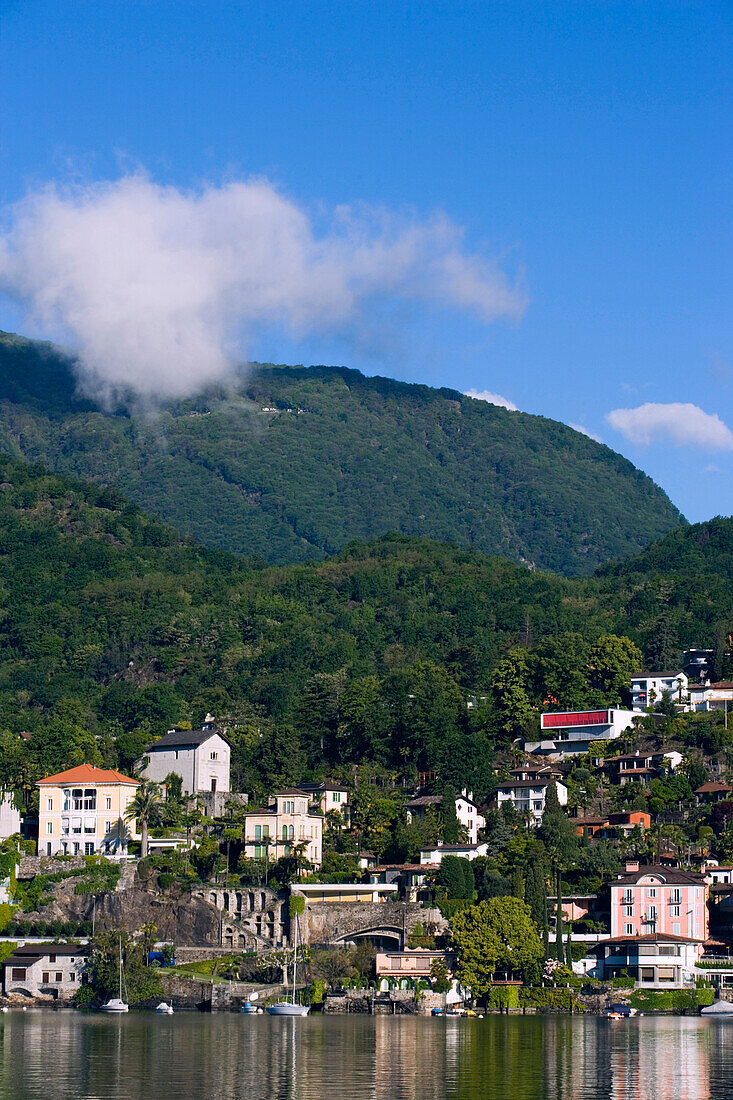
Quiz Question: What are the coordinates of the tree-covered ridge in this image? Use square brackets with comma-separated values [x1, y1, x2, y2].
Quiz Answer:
[0, 454, 731, 803]
[0, 330, 683, 576]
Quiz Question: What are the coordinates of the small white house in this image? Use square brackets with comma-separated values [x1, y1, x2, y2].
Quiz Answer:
[406, 790, 485, 845]
[3, 944, 90, 1001]
[419, 842, 488, 866]
[143, 725, 231, 795]
[496, 778, 568, 825]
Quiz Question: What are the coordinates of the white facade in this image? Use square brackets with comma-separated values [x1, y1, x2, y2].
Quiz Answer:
[143, 729, 231, 795]
[526, 708, 639, 758]
[496, 779, 568, 825]
[0, 792, 21, 840]
[405, 790, 485, 845]
[631, 672, 688, 710]
[3, 945, 89, 1000]
[689, 682, 733, 713]
[419, 842, 488, 865]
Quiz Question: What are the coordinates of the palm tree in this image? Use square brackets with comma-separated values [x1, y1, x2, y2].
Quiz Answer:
[125, 780, 163, 857]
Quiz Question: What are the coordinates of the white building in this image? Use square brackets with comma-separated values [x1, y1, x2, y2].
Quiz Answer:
[143, 725, 231, 795]
[496, 777, 568, 825]
[3, 943, 90, 1000]
[631, 672, 688, 710]
[689, 681, 733, 714]
[525, 708, 640, 758]
[419, 842, 488, 865]
[406, 790, 485, 844]
[0, 792, 21, 840]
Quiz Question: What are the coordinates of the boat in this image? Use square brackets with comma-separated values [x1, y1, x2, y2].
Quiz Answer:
[266, 912, 310, 1017]
[606, 1003, 637, 1019]
[241, 1001, 262, 1014]
[101, 936, 129, 1013]
[701, 1000, 733, 1015]
[155, 1002, 174, 1015]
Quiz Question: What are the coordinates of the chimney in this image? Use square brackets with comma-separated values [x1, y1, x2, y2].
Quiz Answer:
[625, 858, 640, 873]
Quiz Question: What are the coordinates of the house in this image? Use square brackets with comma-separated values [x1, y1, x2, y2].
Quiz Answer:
[0, 791, 21, 840]
[682, 648, 713, 682]
[418, 842, 488, 866]
[707, 865, 733, 886]
[610, 862, 708, 941]
[355, 851, 377, 870]
[143, 724, 231, 795]
[588, 933, 703, 986]
[689, 682, 733, 714]
[599, 749, 683, 786]
[525, 708, 640, 758]
[630, 672, 688, 710]
[242, 788, 323, 869]
[376, 949, 455, 985]
[368, 862, 438, 902]
[3, 943, 90, 1000]
[405, 790, 485, 845]
[495, 777, 568, 825]
[294, 882, 397, 904]
[695, 781, 733, 804]
[294, 780, 351, 827]
[37, 764, 140, 858]
[574, 811, 651, 838]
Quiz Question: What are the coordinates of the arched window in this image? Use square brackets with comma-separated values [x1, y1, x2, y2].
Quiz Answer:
[288, 825, 294, 840]
[282, 825, 288, 840]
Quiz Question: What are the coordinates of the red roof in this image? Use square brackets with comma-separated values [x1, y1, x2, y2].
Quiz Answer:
[37, 764, 139, 786]
[695, 782, 733, 794]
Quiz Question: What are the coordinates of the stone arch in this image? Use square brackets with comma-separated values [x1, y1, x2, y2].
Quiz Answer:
[260, 892, 267, 910]
[236, 892, 243, 912]
[248, 892, 256, 911]
[223, 892, 230, 912]
[210, 892, 218, 906]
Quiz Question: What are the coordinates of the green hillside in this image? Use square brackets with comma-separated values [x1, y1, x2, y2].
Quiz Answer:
[0, 454, 729, 800]
[0, 330, 683, 576]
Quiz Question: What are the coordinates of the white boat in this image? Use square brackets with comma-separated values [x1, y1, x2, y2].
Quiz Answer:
[266, 911, 310, 1017]
[101, 936, 129, 1013]
[701, 1000, 733, 1015]
[155, 1002, 174, 1015]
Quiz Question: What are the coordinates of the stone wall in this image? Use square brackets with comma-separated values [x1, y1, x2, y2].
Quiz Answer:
[298, 900, 443, 948]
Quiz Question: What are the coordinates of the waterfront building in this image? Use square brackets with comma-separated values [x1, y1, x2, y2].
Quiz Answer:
[2, 943, 90, 1000]
[610, 861, 708, 941]
[588, 933, 702, 986]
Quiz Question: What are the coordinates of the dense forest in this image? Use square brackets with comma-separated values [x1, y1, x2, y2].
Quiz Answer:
[0, 330, 683, 576]
[0, 456, 730, 806]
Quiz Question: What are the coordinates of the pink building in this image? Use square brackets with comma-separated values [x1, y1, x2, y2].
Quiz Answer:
[610, 862, 708, 943]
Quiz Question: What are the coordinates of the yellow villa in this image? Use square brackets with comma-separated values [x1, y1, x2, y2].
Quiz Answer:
[37, 764, 140, 858]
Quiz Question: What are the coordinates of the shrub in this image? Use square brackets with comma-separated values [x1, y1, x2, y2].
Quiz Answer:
[521, 987, 577, 1011]
[611, 972, 635, 989]
[486, 985, 520, 1010]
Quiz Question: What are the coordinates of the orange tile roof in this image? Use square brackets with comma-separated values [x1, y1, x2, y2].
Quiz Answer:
[37, 764, 139, 786]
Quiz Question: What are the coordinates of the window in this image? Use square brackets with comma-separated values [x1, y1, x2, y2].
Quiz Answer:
[672, 905, 680, 917]
[105, 822, 112, 834]
[46, 843, 52, 855]
[210, 752, 218, 760]
[622, 891, 634, 904]
[673, 922, 681, 934]
[55, 972, 62, 982]
[46, 798, 53, 811]
[263, 826, 269, 839]
[646, 906, 658, 922]
[253, 845, 263, 859]
[84, 843, 94, 855]
[640, 967, 655, 982]
[657, 967, 675, 983]
[46, 822, 53, 834]
[658, 945, 678, 956]
[11, 968, 26, 981]
[625, 923, 635, 935]
[647, 888, 657, 898]
[62, 820, 69, 835]
[73, 843, 80, 855]
[623, 906, 634, 917]
[670, 889, 681, 904]
[42, 972, 50, 983]
[83, 789, 96, 810]
[255, 825, 261, 840]
[282, 826, 288, 840]
[105, 797, 112, 810]
[69, 973, 75, 982]
[49, 954, 56, 963]
[288, 825, 294, 840]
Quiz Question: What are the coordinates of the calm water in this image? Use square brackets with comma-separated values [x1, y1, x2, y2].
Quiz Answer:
[2, 1010, 733, 1099]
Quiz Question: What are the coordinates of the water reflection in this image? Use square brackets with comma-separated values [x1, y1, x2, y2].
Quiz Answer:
[0, 1011, 731, 1100]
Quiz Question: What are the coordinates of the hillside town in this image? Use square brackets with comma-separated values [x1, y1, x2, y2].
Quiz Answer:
[3, 647, 733, 1016]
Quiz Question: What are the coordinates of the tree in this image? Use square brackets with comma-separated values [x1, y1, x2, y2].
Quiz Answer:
[491, 650, 536, 743]
[124, 780, 163, 857]
[439, 856, 474, 900]
[429, 957, 451, 993]
[588, 634, 643, 704]
[441, 787, 460, 844]
[451, 898, 543, 998]
[524, 856, 548, 933]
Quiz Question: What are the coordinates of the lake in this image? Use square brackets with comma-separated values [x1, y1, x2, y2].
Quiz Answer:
[1, 1010, 731, 1099]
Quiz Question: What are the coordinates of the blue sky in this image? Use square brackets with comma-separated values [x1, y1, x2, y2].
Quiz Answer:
[0, 1, 731, 523]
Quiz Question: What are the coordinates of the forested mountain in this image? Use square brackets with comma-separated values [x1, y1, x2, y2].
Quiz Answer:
[0, 331, 683, 576]
[0, 455, 729, 802]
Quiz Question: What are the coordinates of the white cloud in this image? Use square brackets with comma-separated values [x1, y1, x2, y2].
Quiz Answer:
[704, 464, 722, 473]
[569, 423, 603, 444]
[0, 174, 526, 403]
[607, 402, 733, 450]
[463, 388, 518, 411]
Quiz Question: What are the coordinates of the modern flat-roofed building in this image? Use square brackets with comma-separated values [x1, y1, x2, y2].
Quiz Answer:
[630, 672, 688, 710]
[496, 777, 568, 825]
[37, 764, 140, 857]
[525, 708, 639, 758]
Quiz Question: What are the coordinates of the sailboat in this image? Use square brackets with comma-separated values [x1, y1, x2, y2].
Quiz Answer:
[266, 913, 310, 1016]
[101, 936, 129, 1013]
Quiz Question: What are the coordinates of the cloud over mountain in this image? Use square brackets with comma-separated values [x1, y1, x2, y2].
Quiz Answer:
[0, 175, 526, 403]
[463, 388, 518, 410]
[607, 402, 733, 451]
